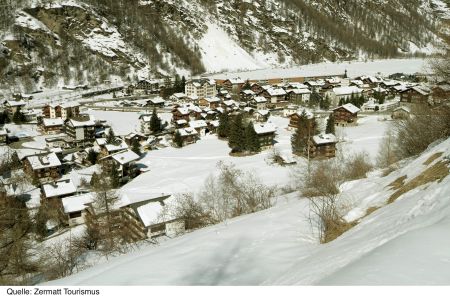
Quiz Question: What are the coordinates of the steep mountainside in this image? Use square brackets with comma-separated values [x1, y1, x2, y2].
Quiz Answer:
[49, 137, 450, 285]
[0, 0, 448, 91]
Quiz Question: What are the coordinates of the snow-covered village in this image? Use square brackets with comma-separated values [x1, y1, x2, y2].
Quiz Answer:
[1, 0, 450, 294]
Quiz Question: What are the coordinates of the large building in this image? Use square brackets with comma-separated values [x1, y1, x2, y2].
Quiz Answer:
[43, 102, 80, 120]
[325, 86, 363, 107]
[185, 79, 216, 98]
[65, 114, 96, 145]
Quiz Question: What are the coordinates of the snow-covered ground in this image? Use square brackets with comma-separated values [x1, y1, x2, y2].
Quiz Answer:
[207, 58, 428, 80]
[50, 136, 450, 285]
[198, 22, 268, 73]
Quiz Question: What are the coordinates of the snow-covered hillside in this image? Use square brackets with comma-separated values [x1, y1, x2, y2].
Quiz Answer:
[1, 0, 448, 91]
[48, 136, 450, 285]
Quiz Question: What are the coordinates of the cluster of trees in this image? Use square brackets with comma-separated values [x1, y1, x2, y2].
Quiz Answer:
[160, 75, 186, 99]
[167, 162, 276, 229]
[218, 113, 261, 153]
[293, 151, 373, 243]
[281, 0, 436, 60]
[0, 111, 10, 125]
[338, 93, 366, 108]
[377, 104, 450, 171]
[291, 110, 319, 156]
[372, 91, 386, 104]
[83, 0, 205, 74]
[325, 113, 335, 135]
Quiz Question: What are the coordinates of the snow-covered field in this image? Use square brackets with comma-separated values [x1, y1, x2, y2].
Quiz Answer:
[50, 136, 450, 285]
[207, 58, 429, 80]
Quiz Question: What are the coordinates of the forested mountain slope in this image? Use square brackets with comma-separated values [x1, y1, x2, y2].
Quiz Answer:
[0, 0, 448, 91]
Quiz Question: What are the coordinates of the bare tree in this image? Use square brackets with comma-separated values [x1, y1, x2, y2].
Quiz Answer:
[377, 128, 399, 170]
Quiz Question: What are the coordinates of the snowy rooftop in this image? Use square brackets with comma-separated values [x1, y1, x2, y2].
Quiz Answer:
[178, 127, 198, 137]
[253, 96, 267, 103]
[204, 97, 220, 103]
[105, 140, 129, 152]
[60, 101, 80, 109]
[189, 120, 208, 129]
[172, 92, 186, 98]
[111, 149, 140, 165]
[334, 103, 361, 114]
[62, 192, 95, 213]
[289, 88, 311, 95]
[176, 107, 190, 115]
[67, 115, 96, 127]
[254, 123, 276, 135]
[394, 106, 411, 113]
[42, 179, 77, 198]
[42, 118, 64, 127]
[147, 98, 165, 104]
[266, 88, 286, 96]
[313, 133, 337, 145]
[242, 89, 255, 95]
[332, 86, 363, 96]
[4, 100, 27, 106]
[26, 152, 61, 170]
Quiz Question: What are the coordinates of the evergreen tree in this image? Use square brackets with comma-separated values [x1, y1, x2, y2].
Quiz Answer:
[218, 112, 230, 138]
[87, 149, 98, 165]
[228, 114, 245, 151]
[173, 74, 181, 93]
[131, 138, 141, 155]
[106, 128, 116, 144]
[322, 95, 330, 110]
[12, 108, 25, 124]
[338, 98, 345, 106]
[244, 122, 260, 152]
[174, 130, 183, 147]
[242, 79, 251, 90]
[109, 164, 121, 188]
[325, 113, 335, 134]
[150, 108, 162, 133]
[90, 172, 100, 187]
[291, 110, 318, 156]
[181, 75, 186, 92]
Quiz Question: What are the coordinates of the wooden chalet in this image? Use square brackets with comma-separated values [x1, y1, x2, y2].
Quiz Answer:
[332, 103, 360, 126]
[308, 133, 337, 159]
[124, 132, 147, 146]
[288, 110, 316, 131]
[145, 97, 165, 108]
[391, 106, 411, 120]
[221, 78, 246, 96]
[287, 88, 311, 105]
[171, 107, 190, 124]
[253, 123, 276, 150]
[23, 152, 62, 183]
[400, 86, 430, 104]
[240, 89, 255, 102]
[135, 79, 160, 93]
[43, 102, 80, 120]
[250, 96, 268, 110]
[3, 100, 26, 117]
[176, 127, 199, 146]
[40, 118, 64, 134]
[198, 97, 221, 109]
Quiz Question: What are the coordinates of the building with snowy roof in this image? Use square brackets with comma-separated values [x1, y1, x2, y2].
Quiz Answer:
[332, 103, 361, 126]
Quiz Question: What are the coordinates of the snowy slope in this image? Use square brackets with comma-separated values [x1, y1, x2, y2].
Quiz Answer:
[198, 22, 268, 73]
[49, 136, 450, 285]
